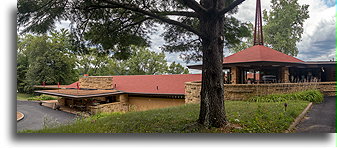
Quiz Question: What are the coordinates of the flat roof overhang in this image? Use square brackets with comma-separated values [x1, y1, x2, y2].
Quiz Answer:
[188, 61, 337, 70]
[35, 89, 124, 99]
[188, 61, 305, 70]
[34, 85, 68, 89]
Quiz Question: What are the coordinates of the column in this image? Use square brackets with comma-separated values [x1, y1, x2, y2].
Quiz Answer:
[281, 67, 290, 83]
[231, 67, 239, 84]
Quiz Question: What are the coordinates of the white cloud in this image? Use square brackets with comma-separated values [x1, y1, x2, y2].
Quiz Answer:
[55, 20, 71, 31]
[296, 0, 336, 61]
[232, 0, 336, 61]
[232, 0, 272, 23]
[53, 0, 336, 71]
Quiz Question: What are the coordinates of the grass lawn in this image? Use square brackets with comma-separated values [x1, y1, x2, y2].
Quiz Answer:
[20, 100, 309, 133]
[17, 93, 57, 101]
[16, 93, 37, 100]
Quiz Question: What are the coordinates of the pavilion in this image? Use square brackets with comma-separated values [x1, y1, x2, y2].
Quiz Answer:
[187, 45, 336, 84]
[188, 0, 336, 84]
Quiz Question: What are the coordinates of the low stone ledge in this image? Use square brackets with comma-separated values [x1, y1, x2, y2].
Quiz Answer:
[185, 81, 336, 103]
[227, 90, 254, 93]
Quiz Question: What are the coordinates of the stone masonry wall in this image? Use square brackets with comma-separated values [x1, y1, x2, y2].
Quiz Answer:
[79, 76, 113, 89]
[185, 81, 336, 103]
[89, 102, 129, 114]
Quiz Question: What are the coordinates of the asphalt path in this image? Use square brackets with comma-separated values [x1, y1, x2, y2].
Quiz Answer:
[17, 100, 77, 132]
[295, 96, 336, 133]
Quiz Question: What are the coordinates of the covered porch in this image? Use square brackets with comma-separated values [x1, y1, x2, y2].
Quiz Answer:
[188, 45, 336, 84]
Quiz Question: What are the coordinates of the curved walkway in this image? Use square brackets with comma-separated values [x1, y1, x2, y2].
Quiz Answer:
[17, 100, 77, 132]
[295, 96, 336, 133]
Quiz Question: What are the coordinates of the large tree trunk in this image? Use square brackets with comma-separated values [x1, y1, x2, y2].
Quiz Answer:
[198, 0, 226, 128]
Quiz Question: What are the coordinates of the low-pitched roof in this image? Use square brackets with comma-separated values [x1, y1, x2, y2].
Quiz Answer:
[224, 45, 304, 64]
[35, 89, 122, 98]
[64, 74, 202, 95]
[112, 74, 201, 95]
[65, 81, 80, 89]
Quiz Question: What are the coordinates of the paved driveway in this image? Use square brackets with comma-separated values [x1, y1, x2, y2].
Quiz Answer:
[17, 100, 77, 132]
[295, 96, 336, 133]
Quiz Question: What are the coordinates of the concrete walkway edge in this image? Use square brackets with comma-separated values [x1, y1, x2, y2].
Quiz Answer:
[285, 102, 313, 133]
[17, 112, 25, 122]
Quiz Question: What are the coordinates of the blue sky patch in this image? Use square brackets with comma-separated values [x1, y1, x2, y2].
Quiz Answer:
[323, 0, 336, 7]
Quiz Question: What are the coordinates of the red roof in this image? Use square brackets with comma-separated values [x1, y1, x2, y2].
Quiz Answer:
[224, 45, 304, 64]
[65, 74, 202, 95]
[65, 81, 79, 89]
[112, 74, 201, 95]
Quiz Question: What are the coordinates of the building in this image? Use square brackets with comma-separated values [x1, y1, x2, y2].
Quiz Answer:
[36, 74, 201, 114]
[34, 0, 336, 113]
[188, 45, 336, 84]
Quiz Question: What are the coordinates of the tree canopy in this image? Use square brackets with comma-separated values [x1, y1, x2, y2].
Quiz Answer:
[263, 0, 309, 56]
[18, 0, 250, 62]
[17, 29, 78, 92]
[18, 0, 248, 127]
[78, 46, 189, 76]
[17, 31, 190, 93]
[229, 0, 309, 55]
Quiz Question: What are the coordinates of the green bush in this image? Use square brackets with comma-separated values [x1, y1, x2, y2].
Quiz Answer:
[248, 89, 323, 103]
[27, 94, 58, 101]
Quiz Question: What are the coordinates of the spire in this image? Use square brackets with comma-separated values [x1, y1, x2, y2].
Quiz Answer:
[253, 0, 263, 45]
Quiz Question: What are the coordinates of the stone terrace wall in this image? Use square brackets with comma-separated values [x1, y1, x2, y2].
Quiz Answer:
[185, 81, 336, 103]
[89, 102, 129, 114]
[79, 76, 113, 89]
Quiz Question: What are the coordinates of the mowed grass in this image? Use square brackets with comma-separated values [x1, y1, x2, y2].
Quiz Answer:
[17, 93, 37, 100]
[17, 93, 57, 101]
[20, 100, 309, 133]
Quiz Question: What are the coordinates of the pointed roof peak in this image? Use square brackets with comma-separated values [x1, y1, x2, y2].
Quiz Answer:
[224, 45, 304, 64]
[253, 0, 264, 45]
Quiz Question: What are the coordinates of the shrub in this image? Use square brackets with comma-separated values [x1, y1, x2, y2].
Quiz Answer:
[248, 89, 323, 103]
[28, 94, 58, 101]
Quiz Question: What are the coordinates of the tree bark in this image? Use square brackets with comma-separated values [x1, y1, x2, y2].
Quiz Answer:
[198, 0, 226, 128]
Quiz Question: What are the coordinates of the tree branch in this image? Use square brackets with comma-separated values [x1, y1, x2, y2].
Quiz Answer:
[218, 0, 245, 16]
[177, 0, 207, 14]
[155, 11, 198, 17]
[100, 0, 203, 37]
[116, 17, 152, 33]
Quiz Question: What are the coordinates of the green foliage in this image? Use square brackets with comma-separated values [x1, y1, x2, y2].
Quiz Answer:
[167, 62, 189, 74]
[16, 93, 37, 100]
[76, 47, 110, 76]
[248, 90, 324, 103]
[16, 93, 56, 101]
[79, 46, 189, 76]
[20, 100, 309, 133]
[114, 46, 169, 75]
[17, 45, 29, 93]
[17, 29, 79, 93]
[17, 0, 251, 63]
[162, 16, 252, 62]
[230, 0, 309, 55]
[226, 101, 308, 133]
[263, 0, 309, 56]
[27, 95, 58, 101]
[228, 22, 254, 53]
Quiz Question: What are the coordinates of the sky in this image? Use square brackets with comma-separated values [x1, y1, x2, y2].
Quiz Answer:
[54, 0, 336, 74]
[145, 0, 336, 73]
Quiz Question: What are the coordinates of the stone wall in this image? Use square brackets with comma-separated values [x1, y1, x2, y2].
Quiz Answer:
[185, 81, 336, 103]
[79, 76, 113, 89]
[89, 102, 129, 114]
[128, 97, 185, 111]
